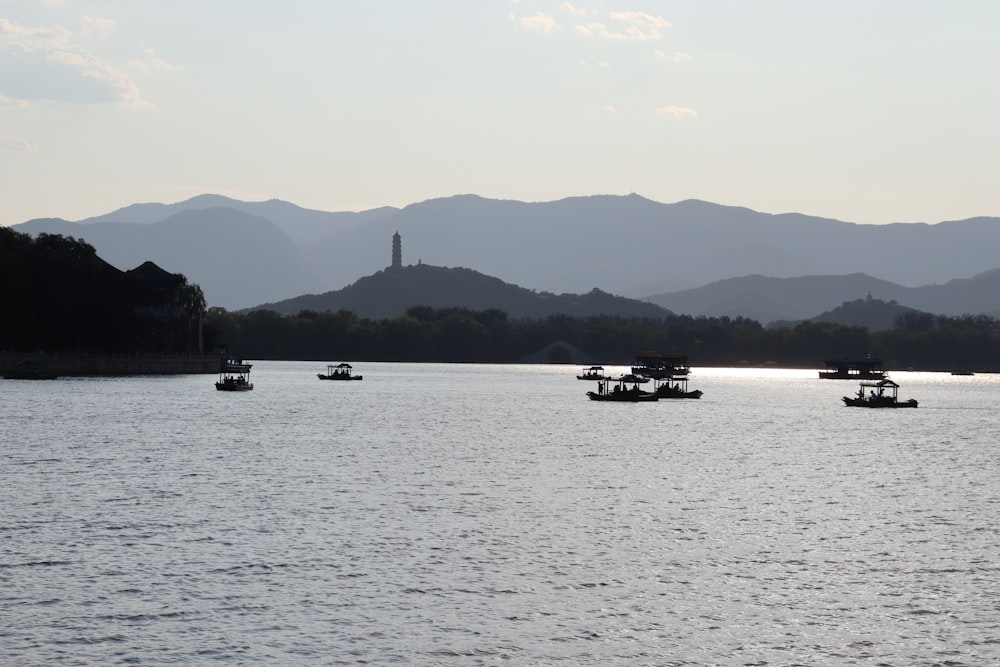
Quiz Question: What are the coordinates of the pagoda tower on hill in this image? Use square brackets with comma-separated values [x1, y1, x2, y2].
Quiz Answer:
[391, 231, 402, 269]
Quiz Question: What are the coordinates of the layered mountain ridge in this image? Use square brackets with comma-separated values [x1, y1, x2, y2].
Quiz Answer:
[13, 193, 1000, 320]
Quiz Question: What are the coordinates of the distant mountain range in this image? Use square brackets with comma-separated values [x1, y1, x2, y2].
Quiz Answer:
[17, 208, 321, 310]
[645, 270, 1000, 324]
[12, 193, 1000, 319]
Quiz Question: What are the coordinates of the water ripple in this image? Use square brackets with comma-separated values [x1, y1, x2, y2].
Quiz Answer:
[2, 363, 999, 664]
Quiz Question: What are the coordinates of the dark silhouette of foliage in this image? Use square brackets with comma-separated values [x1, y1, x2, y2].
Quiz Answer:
[202, 303, 1000, 371]
[0, 228, 206, 353]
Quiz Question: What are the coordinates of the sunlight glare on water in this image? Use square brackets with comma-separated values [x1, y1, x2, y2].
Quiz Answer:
[2, 362, 998, 665]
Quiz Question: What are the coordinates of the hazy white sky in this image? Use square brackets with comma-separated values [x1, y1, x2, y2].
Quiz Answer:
[2, 1, 998, 226]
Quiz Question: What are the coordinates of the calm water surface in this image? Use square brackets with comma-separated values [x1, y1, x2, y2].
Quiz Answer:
[2, 363, 998, 665]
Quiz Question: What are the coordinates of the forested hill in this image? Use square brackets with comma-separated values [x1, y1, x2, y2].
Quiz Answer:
[0, 228, 205, 353]
[768, 296, 919, 331]
[247, 263, 671, 320]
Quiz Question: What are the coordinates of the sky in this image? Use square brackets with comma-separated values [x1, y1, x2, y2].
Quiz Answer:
[1, 1, 998, 226]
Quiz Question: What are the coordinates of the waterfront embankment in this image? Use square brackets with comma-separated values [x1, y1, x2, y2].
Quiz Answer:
[1, 352, 221, 378]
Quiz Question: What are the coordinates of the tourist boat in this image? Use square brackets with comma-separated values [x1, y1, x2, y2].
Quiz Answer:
[653, 376, 703, 399]
[587, 375, 658, 402]
[819, 354, 886, 379]
[318, 362, 363, 381]
[842, 378, 917, 408]
[632, 351, 690, 379]
[577, 365, 609, 380]
[216, 359, 253, 391]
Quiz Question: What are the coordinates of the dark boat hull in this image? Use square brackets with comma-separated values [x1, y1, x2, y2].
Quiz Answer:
[216, 382, 253, 391]
[821, 371, 886, 380]
[318, 374, 363, 380]
[842, 397, 917, 408]
[655, 387, 703, 399]
[587, 390, 658, 402]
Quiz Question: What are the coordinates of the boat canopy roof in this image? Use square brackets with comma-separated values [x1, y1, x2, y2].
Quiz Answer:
[857, 378, 899, 388]
[221, 361, 252, 373]
[824, 355, 882, 367]
[635, 351, 688, 362]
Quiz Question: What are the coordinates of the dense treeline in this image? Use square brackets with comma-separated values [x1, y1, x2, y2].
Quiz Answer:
[7, 226, 998, 369]
[204, 305, 1000, 371]
[1, 228, 205, 353]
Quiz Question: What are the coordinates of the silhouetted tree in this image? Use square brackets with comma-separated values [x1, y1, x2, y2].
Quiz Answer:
[1, 231, 208, 353]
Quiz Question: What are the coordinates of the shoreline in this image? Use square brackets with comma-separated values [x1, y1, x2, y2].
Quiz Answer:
[1, 352, 221, 378]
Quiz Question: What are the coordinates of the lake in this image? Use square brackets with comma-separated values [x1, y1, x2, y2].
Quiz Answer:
[2, 363, 998, 665]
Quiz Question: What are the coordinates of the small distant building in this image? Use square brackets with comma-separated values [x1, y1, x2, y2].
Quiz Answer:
[391, 231, 402, 268]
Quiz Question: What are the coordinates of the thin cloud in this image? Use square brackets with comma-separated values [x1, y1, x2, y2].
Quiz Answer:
[611, 12, 671, 31]
[149, 55, 180, 72]
[151, 57, 178, 71]
[132, 47, 180, 73]
[603, 11, 671, 41]
[0, 135, 36, 151]
[574, 22, 605, 37]
[0, 17, 72, 46]
[518, 9, 671, 42]
[82, 16, 116, 40]
[519, 12, 560, 32]
[0, 17, 152, 108]
[0, 92, 30, 108]
[654, 50, 694, 63]
[560, 2, 591, 17]
[656, 105, 698, 119]
[49, 48, 150, 108]
[601, 26, 660, 42]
